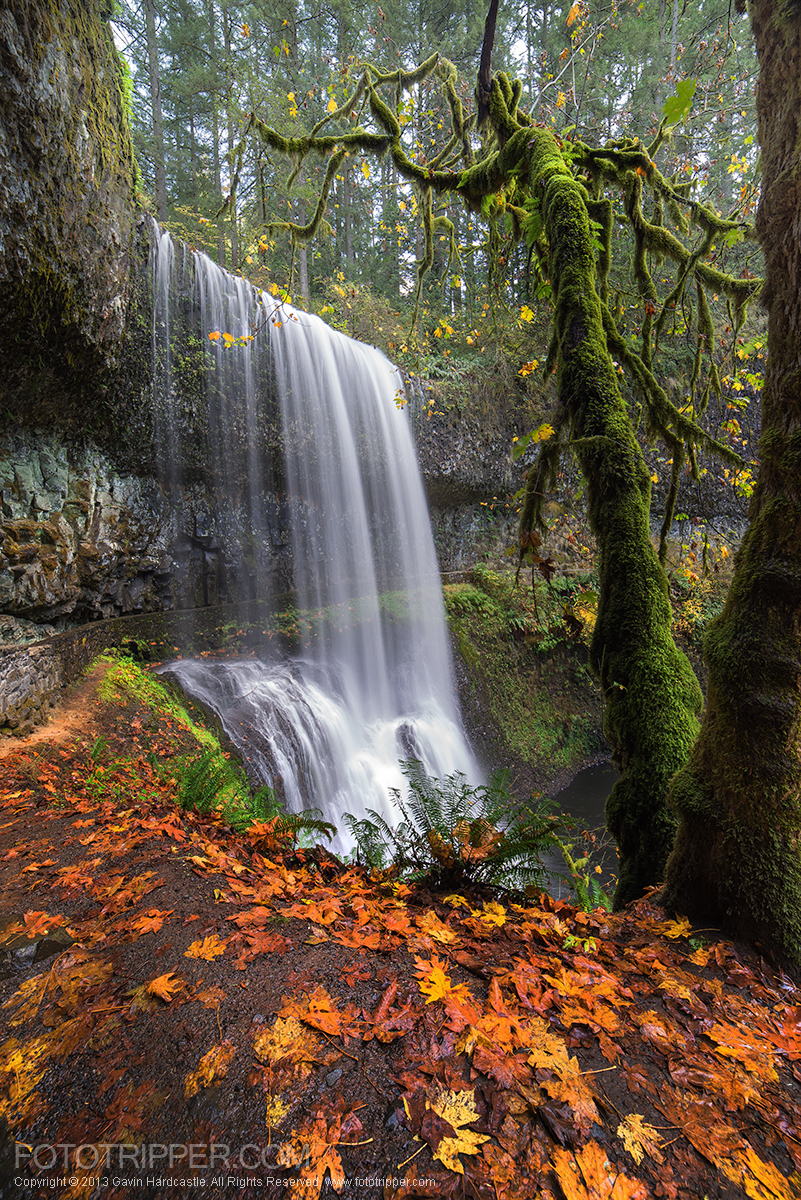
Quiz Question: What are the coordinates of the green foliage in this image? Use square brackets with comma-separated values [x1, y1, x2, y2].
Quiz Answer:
[556, 836, 614, 913]
[444, 566, 603, 774]
[98, 650, 220, 752]
[343, 759, 561, 894]
[661, 79, 697, 128]
[175, 749, 335, 841]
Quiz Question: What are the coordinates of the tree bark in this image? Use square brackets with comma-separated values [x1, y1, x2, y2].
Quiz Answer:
[520, 129, 701, 909]
[660, 0, 801, 973]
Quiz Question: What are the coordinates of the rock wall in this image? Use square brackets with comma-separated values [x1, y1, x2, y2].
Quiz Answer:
[0, 0, 142, 426]
[0, 427, 296, 634]
[0, 602, 292, 736]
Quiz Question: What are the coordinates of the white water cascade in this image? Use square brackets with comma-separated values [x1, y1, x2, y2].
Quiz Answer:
[151, 227, 479, 847]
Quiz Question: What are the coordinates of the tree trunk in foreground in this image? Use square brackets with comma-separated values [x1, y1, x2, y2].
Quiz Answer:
[660, 0, 801, 973]
[518, 127, 703, 909]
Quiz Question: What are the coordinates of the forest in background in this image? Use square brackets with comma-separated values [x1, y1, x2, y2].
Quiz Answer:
[112, 0, 765, 424]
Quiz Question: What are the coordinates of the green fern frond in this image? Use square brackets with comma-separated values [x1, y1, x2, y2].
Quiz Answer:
[345, 759, 562, 893]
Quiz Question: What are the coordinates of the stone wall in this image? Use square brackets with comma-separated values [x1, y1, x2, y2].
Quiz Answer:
[0, 601, 294, 736]
[0, 427, 296, 631]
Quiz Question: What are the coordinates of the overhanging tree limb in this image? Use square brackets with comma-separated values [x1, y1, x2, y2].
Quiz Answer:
[230, 33, 762, 908]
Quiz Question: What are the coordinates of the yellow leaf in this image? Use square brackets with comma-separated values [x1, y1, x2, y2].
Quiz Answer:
[740, 1145, 801, 1200]
[617, 1114, 665, 1166]
[479, 900, 507, 927]
[416, 911, 457, 944]
[361, 161, 370, 179]
[427, 1088, 490, 1175]
[519, 304, 535, 321]
[184, 1040, 235, 1098]
[327, 97, 338, 114]
[567, 1, 582, 26]
[414, 954, 473, 1006]
[254, 1016, 321, 1067]
[654, 914, 693, 939]
[264, 1093, 291, 1127]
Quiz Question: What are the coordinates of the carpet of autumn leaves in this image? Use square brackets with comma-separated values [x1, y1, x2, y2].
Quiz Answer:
[1, 661, 800, 1200]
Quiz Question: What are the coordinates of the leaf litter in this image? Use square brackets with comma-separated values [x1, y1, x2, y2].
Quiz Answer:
[0, 662, 799, 1200]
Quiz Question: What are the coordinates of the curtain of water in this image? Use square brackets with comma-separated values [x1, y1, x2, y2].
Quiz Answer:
[152, 228, 479, 847]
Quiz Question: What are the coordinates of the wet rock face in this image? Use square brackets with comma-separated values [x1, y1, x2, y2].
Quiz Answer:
[0, 430, 295, 629]
[0, 0, 141, 427]
[0, 641, 58, 733]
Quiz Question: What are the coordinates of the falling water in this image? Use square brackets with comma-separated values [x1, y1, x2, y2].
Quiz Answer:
[151, 227, 479, 847]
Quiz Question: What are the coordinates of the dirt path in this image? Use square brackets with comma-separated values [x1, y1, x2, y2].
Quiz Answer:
[0, 663, 111, 761]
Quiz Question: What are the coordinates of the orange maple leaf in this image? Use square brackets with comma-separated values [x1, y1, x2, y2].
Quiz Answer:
[184, 1039, 236, 1098]
[552, 1141, 648, 1199]
[23, 911, 64, 938]
[130, 909, 174, 936]
[331, 925, 383, 950]
[184, 934, 227, 961]
[279, 1131, 344, 1200]
[146, 972, 184, 1002]
[381, 910, 414, 936]
[228, 905, 275, 928]
[280, 985, 361, 1039]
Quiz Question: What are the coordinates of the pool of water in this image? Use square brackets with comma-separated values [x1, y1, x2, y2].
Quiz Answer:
[543, 761, 619, 901]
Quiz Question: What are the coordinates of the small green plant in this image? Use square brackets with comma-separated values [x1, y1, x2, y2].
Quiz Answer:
[344, 758, 561, 893]
[563, 933, 598, 954]
[556, 836, 614, 912]
[89, 735, 109, 763]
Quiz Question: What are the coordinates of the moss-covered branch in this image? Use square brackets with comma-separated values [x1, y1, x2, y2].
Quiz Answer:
[235, 52, 764, 908]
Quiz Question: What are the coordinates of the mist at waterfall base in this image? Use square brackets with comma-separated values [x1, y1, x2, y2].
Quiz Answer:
[151, 227, 480, 851]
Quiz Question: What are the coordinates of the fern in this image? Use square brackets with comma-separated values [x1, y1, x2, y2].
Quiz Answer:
[176, 751, 335, 844]
[345, 759, 561, 894]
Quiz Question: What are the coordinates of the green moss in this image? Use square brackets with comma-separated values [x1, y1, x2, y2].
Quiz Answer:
[661, 491, 801, 969]
[445, 571, 603, 780]
[0, 0, 140, 440]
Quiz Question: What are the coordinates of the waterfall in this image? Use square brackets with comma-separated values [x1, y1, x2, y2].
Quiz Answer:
[150, 227, 479, 848]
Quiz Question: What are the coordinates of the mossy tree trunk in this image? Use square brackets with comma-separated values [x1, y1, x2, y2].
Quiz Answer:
[660, 0, 801, 972]
[520, 131, 702, 909]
